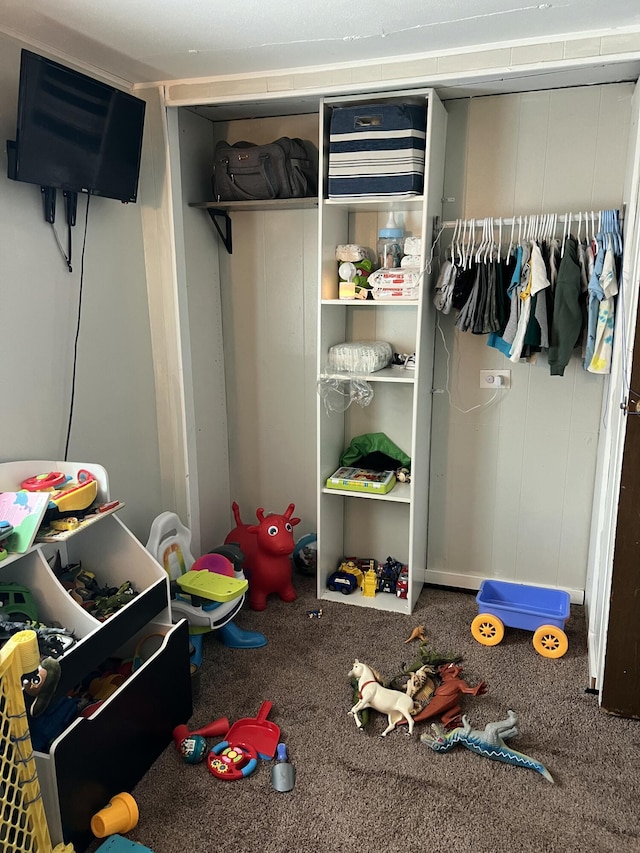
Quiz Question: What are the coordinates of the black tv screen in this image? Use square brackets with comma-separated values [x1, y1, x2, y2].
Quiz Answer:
[8, 50, 146, 203]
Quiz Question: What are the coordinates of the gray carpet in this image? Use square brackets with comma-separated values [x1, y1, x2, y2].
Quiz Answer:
[120, 576, 640, 853]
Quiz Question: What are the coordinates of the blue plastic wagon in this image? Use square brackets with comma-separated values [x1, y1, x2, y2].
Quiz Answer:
[472, 579, 571, 658]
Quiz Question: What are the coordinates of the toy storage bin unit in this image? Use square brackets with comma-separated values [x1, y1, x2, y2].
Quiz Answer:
[0, 461, 192, 852]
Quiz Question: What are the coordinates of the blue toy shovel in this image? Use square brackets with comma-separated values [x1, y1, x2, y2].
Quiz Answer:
[271, 742, 296, 792]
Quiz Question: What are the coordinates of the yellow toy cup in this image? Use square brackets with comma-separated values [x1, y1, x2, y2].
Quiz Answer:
[90, 792, 139, 838]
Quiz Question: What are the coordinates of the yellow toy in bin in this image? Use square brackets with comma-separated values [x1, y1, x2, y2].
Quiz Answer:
[90, 792, 139, 838]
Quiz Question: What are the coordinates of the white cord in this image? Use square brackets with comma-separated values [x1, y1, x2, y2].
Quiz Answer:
[435, 315, 505, 413]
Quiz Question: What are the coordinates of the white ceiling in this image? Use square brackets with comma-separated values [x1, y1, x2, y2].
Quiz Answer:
[1, 0, 640, 86]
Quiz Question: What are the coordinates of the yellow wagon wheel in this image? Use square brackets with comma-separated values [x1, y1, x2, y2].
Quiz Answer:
[532, 624, 568, 658]
[471, 613, 504, 646]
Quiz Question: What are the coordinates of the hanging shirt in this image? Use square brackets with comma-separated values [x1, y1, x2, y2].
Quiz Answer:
[583, 234, 605, 369]
[433, 259, 456, 313]
[548, 237, 583, 376]
[509, 242, 550, 363]
[501, 244, 528, 347]
[455, 263, 481, 332]
[588, 236, 618, 374]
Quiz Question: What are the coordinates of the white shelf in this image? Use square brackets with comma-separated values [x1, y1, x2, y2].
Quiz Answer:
[321, 368, 416, 384]
[316, 88, 447, 615]
[319, 587, 412, 614]
[321, 299, 420, 306]
[321, 480, 412, 502]
[324, 196, 425, 212]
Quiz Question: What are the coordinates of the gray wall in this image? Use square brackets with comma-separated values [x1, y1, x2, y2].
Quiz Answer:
[428, 85, 633, 598]
[0, 32, 163, 541]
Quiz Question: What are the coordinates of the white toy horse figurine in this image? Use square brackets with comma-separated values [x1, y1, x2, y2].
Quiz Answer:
[349, 659, 415, 737]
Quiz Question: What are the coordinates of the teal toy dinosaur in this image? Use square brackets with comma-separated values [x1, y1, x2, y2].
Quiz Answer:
[420, 709, 554, 783]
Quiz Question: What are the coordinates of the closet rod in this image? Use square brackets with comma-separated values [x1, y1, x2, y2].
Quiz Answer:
[438, 211, 622, 230]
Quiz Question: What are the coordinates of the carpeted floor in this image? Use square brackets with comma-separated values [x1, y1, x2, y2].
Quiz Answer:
[116, 575, 640, 853]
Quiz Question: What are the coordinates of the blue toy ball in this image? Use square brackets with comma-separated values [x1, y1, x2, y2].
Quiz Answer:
[293, 533, 317, 577]
[180, 733, 208, 764]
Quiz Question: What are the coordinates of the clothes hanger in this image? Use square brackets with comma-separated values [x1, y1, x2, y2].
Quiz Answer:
[560, 212, 569, 258]
[461, 219, 469, 269]
[507, 216, 515, 258]
[454, 218, 464, 266]
[475, 218, 486, 264]
[484, 217, 492, 263]
[613, 209, 623, 255]
[468, 219, 477, 268]
[450, 218, 460, 263]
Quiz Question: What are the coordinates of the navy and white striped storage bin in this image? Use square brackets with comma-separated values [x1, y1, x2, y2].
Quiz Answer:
[328, 103, 427, 198]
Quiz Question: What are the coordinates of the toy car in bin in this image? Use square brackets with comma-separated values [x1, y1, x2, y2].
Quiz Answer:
[327, 570, 358, 594]
[471, 579, 571, 659]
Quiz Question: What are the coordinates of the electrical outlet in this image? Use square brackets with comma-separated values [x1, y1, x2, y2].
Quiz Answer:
[480, 369, 511, 389]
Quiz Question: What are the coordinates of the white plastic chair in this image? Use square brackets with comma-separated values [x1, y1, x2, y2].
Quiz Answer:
[146, 512, 266, 656]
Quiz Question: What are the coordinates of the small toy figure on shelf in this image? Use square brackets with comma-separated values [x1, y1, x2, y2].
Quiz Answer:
[349, 660, 416, 736]
[225, 501, 300, 611]
[396, 466, 412, 483]
[327, 558, 365, 594]
[396, 569, 409, 599]
[421, 709, 554, 782]
[376, 556, 405, 594]
[362, 566, 378, 597]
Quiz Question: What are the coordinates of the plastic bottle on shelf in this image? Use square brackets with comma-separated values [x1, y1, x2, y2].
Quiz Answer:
[377, 213, 404, 270]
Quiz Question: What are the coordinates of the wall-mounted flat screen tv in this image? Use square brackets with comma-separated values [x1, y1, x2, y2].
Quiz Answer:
[7, 49, 146, 203]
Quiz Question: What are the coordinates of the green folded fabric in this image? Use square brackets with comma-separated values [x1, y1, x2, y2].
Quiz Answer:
[339, 432, 411, 470]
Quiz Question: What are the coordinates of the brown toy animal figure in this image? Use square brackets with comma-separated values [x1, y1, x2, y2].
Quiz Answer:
[224, 501, 300, 611]
[411, 662, 487, 729]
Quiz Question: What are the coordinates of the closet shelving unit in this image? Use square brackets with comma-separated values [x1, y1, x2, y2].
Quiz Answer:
[316, 89, 448, 615]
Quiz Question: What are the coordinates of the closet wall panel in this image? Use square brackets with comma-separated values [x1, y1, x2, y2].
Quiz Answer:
[428, 83, 634, 600]
[214, 114, 319, 535]
[220, 206, 319, 534]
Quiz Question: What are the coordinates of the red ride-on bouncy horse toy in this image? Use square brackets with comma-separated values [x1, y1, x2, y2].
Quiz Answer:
[225, 502, 300, 611]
